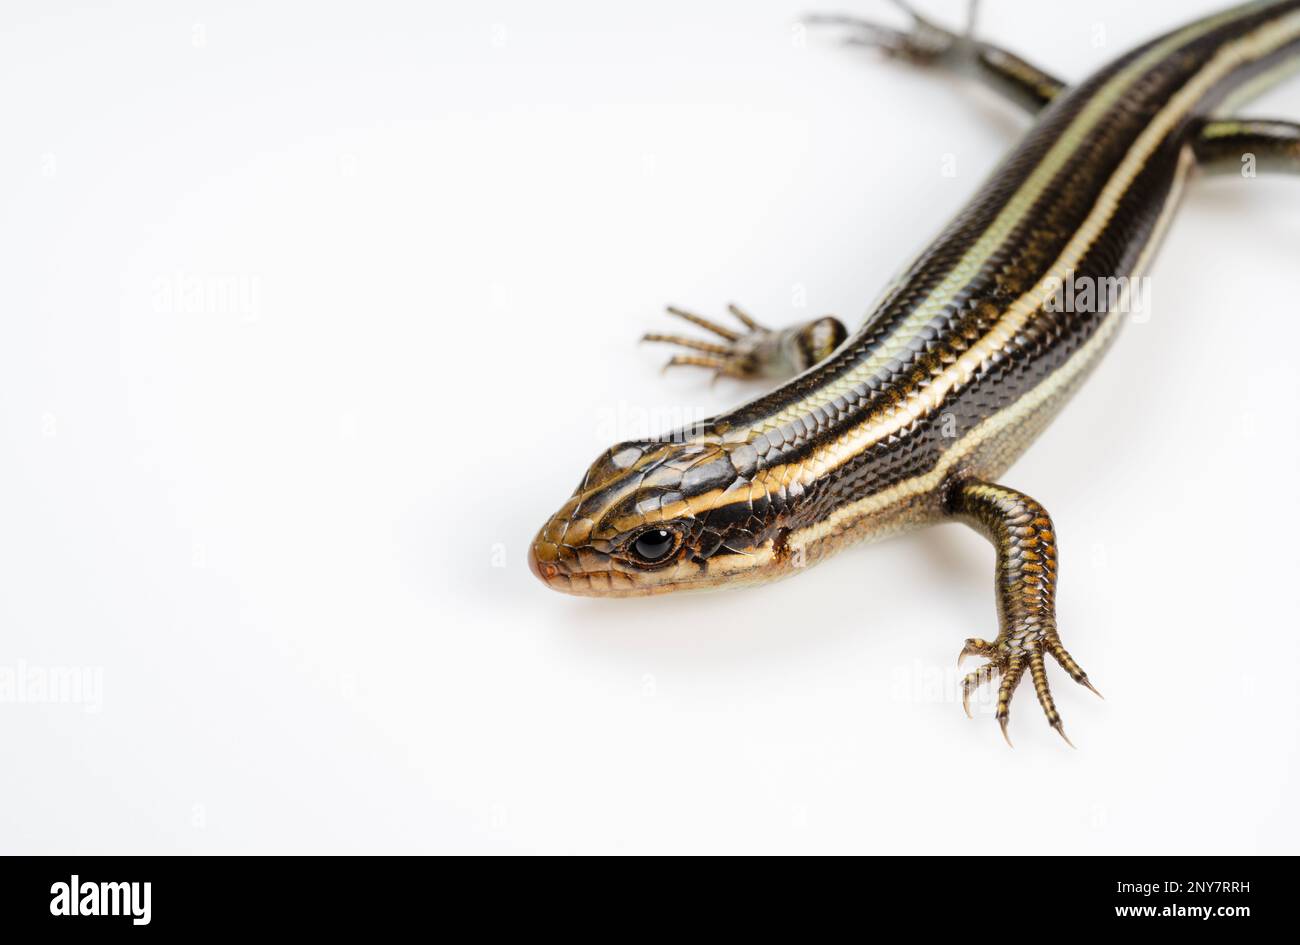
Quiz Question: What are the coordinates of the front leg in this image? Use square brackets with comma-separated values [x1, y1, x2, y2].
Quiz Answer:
[945, 478, 1101, 746]
[643, 304, 846, 382]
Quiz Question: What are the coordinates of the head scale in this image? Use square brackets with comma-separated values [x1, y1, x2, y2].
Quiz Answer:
[528, 435, 791, 596]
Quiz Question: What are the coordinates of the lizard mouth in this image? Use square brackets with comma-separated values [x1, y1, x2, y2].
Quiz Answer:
[528, 528, 781, 597]
[527, 538, 691, 597]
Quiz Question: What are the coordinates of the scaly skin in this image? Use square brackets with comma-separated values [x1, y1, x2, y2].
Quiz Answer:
[947, 479, 1100, 747]
[528, 0, 1300, 745]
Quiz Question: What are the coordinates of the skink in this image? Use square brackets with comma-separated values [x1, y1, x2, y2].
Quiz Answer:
[528, 0, 1300, 744]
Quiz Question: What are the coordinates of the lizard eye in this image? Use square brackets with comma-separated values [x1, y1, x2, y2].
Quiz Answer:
[630, 528, 679, 565]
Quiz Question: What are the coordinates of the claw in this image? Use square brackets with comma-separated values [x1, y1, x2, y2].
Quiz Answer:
[963, 641, 1090, 744]
[1027, 649, 1070, 743]
[801, 12, 873, 27]
[1045, 639, 1102, 700]
[802, 14, 908, 50]
[961, 676, 981, 719]
[805, 2, 960, 62]
[842, 28, 911, 56]
[957, 637, 990, 666]
[662, 354, 730, 375]
[727, 303, 763, 332]
[993, 656, 1025, 745]
[960, 671, 977, 717]
[648, 304, 842, 384]
[642, 332, 731, 355]
[959, 660, 1001, 720]
[884, 0, 938, 32]
[665, 305, 739, 341]
[886, 0, 973, 41]
[647, 303, 773, 381]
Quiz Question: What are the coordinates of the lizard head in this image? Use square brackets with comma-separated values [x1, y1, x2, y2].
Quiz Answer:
[528, 435, 790, 596]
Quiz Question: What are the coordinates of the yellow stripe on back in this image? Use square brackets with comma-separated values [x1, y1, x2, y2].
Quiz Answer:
[733, 1, 1273, 445]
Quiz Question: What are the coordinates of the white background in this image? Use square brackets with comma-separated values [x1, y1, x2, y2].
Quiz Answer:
[2, 0, 1297, 855]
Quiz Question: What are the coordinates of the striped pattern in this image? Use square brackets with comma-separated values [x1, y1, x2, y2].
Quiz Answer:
[532, 1, 1300, 597]
[740, 4, 1263, 436]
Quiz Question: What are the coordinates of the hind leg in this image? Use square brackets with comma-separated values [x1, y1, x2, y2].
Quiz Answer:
[1194, 119, 1300, 176]
[807, 0, 1067, 114]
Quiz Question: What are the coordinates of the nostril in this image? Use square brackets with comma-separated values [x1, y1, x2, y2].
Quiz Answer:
[528, 539, 560, 583]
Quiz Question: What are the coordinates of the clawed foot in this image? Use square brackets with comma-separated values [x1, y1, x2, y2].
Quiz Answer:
[644, 305, 847, 383]
[643, 304, 777, 381]
[958, 635, 1102, 748]
[804, 0, 974, 64]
